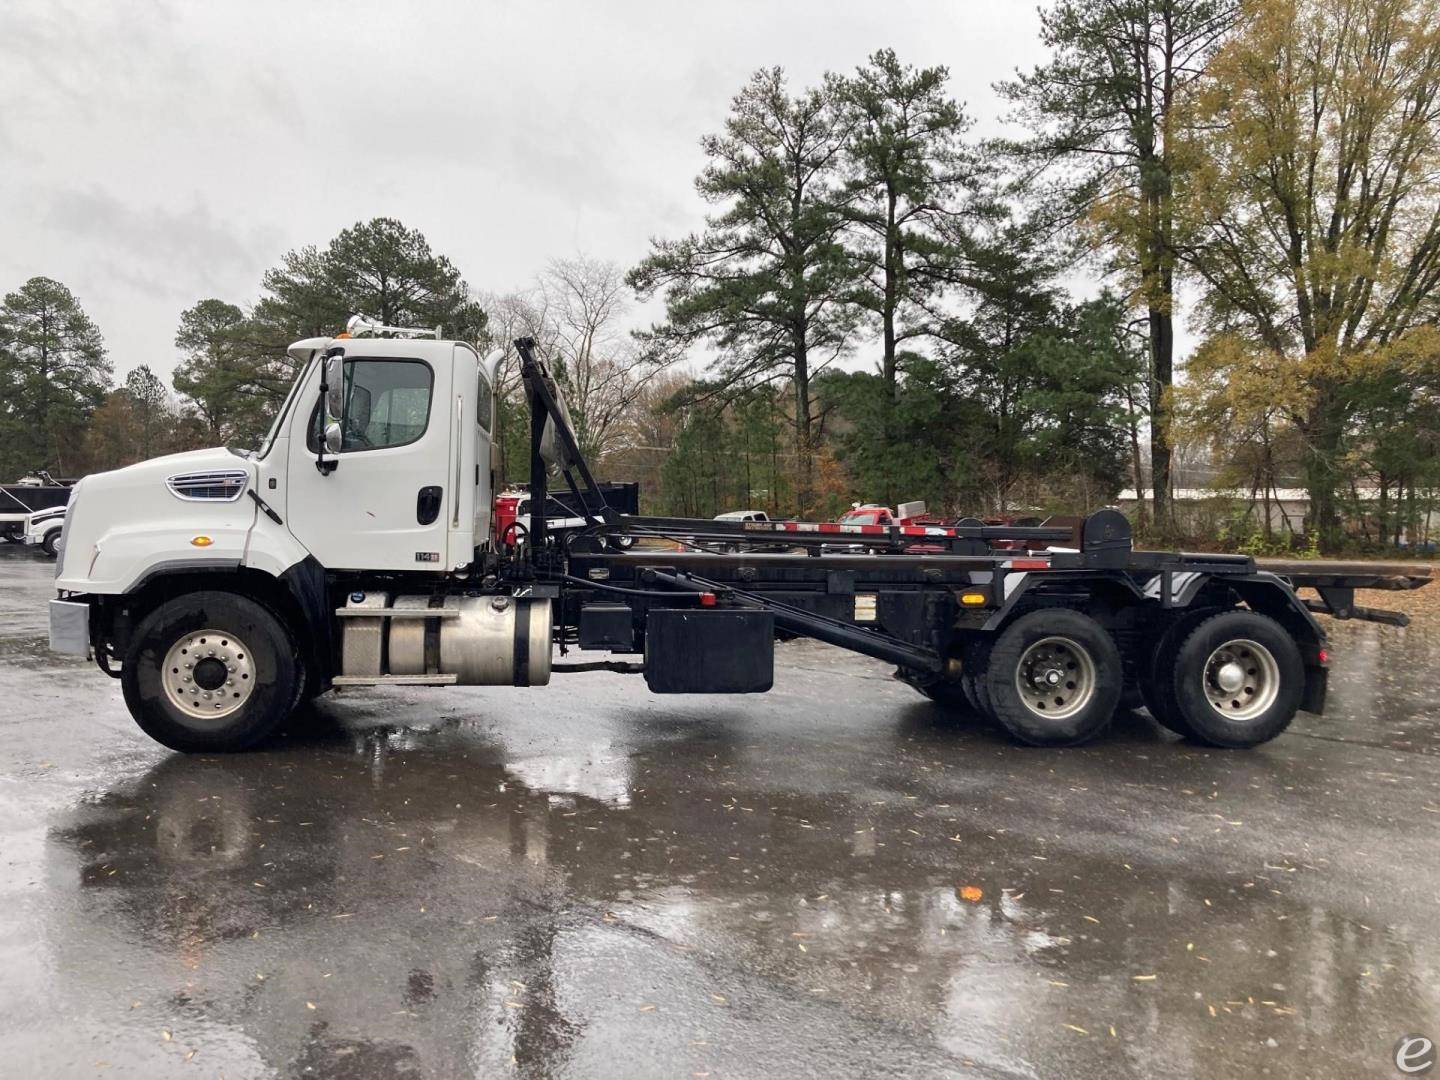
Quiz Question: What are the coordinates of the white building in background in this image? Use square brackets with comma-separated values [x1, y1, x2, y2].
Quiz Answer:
[1117, 487, 1440, 543]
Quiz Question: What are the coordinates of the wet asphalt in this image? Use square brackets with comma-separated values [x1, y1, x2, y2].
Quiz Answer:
[1, 546, 1438, 1079]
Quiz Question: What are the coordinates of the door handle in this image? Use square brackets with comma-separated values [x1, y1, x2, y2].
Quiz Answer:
[452, 395, 463, 527]
[417, 486, 442, 526]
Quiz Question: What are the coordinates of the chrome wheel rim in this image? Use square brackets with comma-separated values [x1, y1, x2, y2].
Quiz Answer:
[1015, 636, 1096, 720]
[162, 629, 255, 722]
[1202, 638, 1278, 721]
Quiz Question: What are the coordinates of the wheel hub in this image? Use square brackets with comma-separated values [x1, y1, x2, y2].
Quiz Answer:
[193, 657, 228, 691]
[1214, 660, 1246, 694]
[161, 629, 255, 723]
[1202, 639, 1280, 721]
[1015, 636, 1096, 721]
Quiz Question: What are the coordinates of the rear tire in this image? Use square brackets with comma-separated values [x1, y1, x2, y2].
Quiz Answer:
[1169, 610, 1302, 748]
[1140, 607, 1224, 738]
[983, 609, 1122, 747]
[122, 591, 299, 753]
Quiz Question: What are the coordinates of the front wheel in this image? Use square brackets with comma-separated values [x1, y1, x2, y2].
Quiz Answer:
[122, 591, 300, 753]
[1168, 611, 1302, 748]
[983, 609, 1122, 747]
[41, 529, 62, 557]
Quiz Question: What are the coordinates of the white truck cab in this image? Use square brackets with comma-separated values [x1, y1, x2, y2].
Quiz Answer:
[48, 320, 525, 753]
[56, 327, 500, 596]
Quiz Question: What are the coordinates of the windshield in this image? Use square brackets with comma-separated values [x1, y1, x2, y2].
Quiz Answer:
[256, 356, 314, 459]
[839, 510, 880, 524]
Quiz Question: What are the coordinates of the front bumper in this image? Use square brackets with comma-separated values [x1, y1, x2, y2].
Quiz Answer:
[49, 599, 91, 657]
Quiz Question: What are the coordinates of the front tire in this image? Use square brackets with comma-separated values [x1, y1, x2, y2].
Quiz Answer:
[983, 609, 1122, 747]
[41, 528, 61, 557]
[122, 591, 300, 753]
[1168, 611, 1302, 748]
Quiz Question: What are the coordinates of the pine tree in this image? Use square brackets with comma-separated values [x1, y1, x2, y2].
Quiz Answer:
[630, 68, 858, 515]
[0, 276, 111, 477]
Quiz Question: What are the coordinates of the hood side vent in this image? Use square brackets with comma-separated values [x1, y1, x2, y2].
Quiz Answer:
[166, 469, 248, 502]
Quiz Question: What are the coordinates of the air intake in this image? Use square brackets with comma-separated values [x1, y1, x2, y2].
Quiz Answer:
[166, 469, 248, 502]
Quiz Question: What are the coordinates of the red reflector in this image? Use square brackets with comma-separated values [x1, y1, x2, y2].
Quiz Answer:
[699, 592, 717, 607]
[1009, 559, 1049, 570]
[1317, 648, 1328, 664]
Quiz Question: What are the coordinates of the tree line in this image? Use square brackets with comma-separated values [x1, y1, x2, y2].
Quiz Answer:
[3, 0, 1438, 550]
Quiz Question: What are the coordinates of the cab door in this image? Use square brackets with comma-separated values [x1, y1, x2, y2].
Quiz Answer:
[284, 349, 454, 571]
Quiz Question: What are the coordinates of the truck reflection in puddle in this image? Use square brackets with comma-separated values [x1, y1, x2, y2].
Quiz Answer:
[44, 707, 1440, 1078]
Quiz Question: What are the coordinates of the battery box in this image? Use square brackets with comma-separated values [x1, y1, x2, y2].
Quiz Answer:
[579, 603, 637, 652]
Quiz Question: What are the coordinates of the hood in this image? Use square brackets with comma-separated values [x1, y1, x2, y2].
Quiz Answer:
[56, 447, 260, 595]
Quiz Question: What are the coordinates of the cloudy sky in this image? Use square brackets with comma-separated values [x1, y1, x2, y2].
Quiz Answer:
[1, 0, 1051, 384]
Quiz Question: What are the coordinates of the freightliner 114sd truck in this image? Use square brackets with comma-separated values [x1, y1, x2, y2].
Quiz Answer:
[46, 318, 1432, 753]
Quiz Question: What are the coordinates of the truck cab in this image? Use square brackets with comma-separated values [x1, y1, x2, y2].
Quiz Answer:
[56, 327, 500, 596]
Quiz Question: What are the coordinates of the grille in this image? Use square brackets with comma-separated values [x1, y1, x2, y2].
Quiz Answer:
[166, 469, 248, 502]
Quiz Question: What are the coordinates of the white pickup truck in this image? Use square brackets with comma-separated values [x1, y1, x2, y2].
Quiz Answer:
[24, 504, 67, 557]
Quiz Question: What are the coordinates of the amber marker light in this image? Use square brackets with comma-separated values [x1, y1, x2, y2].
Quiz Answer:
[190, 536, 214, 547]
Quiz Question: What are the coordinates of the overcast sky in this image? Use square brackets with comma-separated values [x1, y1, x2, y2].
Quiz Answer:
[1, 0, 1053, 385]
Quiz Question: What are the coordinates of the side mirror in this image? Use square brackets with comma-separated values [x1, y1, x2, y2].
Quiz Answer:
[315, 351, 345, 475]
[325, 355, 345, 422]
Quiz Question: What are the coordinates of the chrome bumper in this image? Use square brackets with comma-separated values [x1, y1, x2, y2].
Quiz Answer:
[48, 599, 91, 657]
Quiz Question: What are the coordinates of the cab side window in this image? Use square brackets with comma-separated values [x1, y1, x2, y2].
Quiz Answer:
[477, 369, 493, 434]
[309, 359, 434, 452]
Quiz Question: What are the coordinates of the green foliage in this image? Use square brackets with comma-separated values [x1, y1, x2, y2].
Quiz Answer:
[249, 218, 486, 350]
[173, 298, 278, 446]
[999, 0, 1238, 524]
[657, 387, 793, 518]
[938, 229, 1142, 511]
[1180, 0, 1440, 544]
[819, 359, 975, 512]
[629, 67, 859, 514]
[830, 49, 983, 388]
[173, 218, 487, 451]
[123, 365, 169, 460]
[0, 276, 111, 477]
